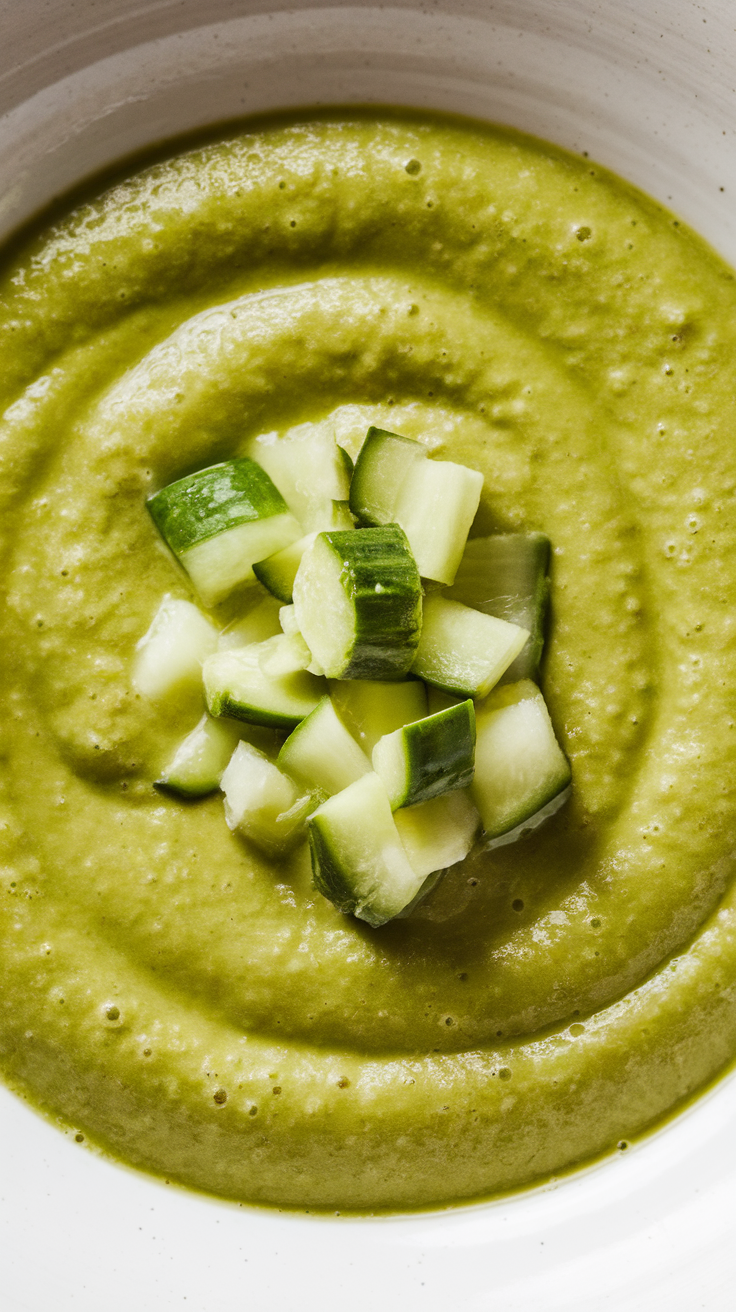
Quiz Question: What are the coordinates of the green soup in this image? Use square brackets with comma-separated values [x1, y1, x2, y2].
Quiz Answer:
[1, 111, 735, 1211]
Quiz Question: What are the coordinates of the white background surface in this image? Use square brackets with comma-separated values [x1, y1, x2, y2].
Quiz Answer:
[0, 2, 735, 1307]
[3, 1067, 736, 1311]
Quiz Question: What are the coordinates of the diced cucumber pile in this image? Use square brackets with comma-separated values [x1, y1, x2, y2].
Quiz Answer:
[138, 419, 569, 921]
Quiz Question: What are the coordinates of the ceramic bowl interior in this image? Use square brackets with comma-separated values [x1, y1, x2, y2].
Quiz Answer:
[1, 2, 735, 1308]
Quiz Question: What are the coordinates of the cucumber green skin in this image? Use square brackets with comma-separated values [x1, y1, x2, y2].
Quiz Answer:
[148, 458, 287, 555]
[308, 822, 394, 928]
[338, 446, 355, 478]
[326, 526, 423, 679]
[252, 553, 298, 603]
[348, 428, 421, 526]
[445, 533, 550, 682]
[153, 778, 217, 800]
[400, 700, 476, 807]
[206, 687, 311, 732]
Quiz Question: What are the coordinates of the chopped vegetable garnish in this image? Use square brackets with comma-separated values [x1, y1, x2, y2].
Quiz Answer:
[140, 422, 570, 923]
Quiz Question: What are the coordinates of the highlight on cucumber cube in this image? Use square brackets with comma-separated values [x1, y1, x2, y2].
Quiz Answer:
[137, 418, 570, 925]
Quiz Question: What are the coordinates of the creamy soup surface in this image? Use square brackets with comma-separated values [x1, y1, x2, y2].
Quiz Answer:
[1, 111, 736, 1210]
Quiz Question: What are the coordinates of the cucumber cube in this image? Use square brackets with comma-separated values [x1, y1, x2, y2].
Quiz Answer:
[246, 422, 352, 533]
[349, 427, 427, 525]
[444, 533, 550, 682]
[253, 532, 317, 604]
[203, 637, 326, 729]
[394, 789, 480, 878]
[293, 527, 422, 680]
[471, 680, 571, 840]
[221, 741, 311, 856]
[412, 594, 529, 700]
[308, 772, 427, 926]
[349, 427, 483, 584]
[133, 596, 217, 701]
[156, 714, 241, 797]
[394, 456, 483, 585]
[148, 458, 301, 605]
[372, 699, 476, 809]
[279, 696, 371, 799]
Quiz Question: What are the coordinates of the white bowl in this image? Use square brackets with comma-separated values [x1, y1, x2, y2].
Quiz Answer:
[1, 3, 735, 1307]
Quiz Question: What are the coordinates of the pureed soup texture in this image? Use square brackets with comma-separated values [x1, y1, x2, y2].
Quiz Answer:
[1, 111, 735, 1211]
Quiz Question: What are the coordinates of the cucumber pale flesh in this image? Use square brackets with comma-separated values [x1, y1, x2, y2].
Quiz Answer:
[246, 422, 352, 532]
[426, 686, 463, 716]
[329, 678, 428, 754]
[444, 533, 550, 682]
[180, 513, 301, 606]
[393, 456, 483, 585]
[471, 679, 571, 839]
[412, 594, 529, 699]
[481, 785, 571, 850]
[156, 714, 241, 797]
[221, 741, 312, 856]
[133, 596, 217, 701]
[257, 631, 313, 678]
[278, 696, 371, 798]
[217, 594, 284, 650]
[394, 789, 480, 878]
